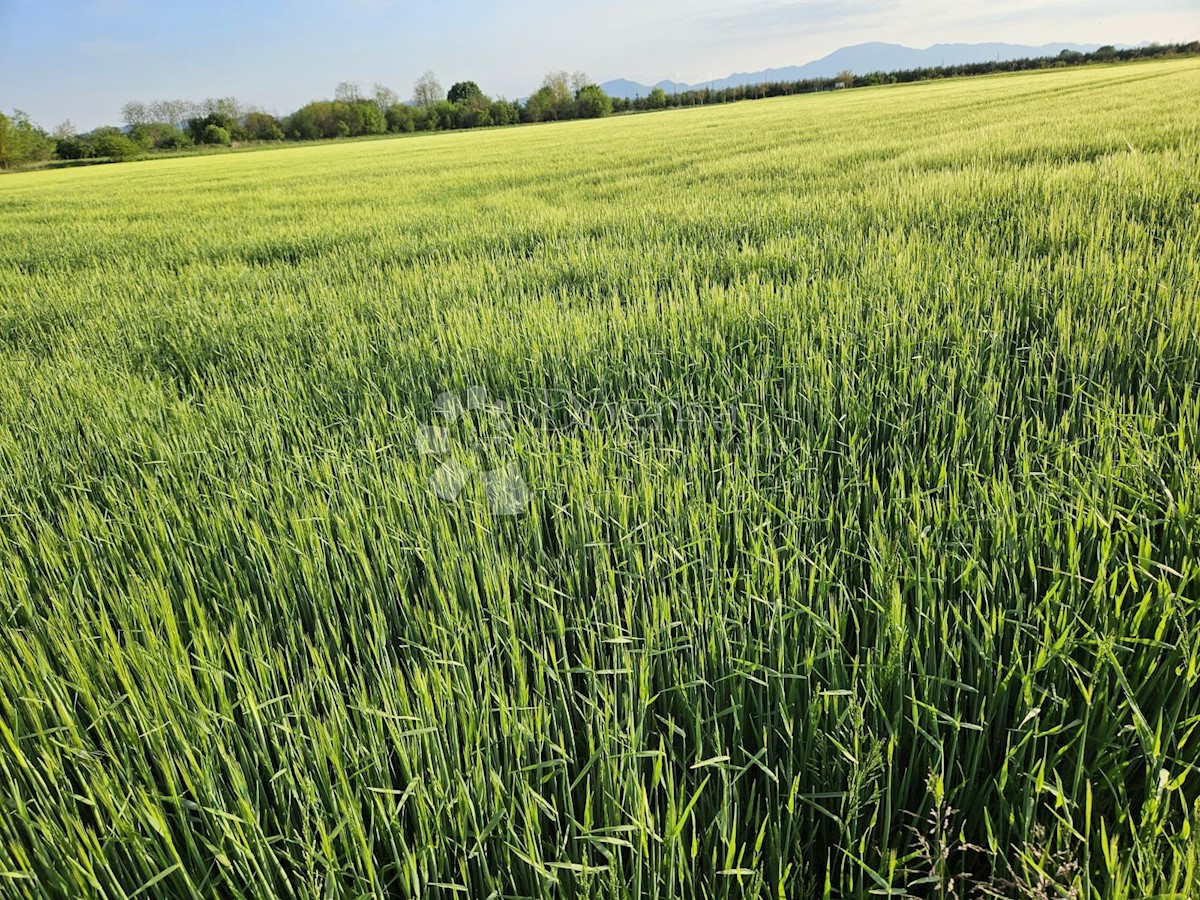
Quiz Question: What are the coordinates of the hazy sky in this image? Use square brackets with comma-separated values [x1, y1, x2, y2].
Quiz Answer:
[2, 0, 1196, 130]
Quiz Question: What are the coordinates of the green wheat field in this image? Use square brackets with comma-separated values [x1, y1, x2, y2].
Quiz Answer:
[1, 59, 1199, 899]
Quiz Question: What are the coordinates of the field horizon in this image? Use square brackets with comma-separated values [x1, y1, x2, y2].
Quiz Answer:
[2, 53, 1195, 177]
[1, 57, 1199, 899]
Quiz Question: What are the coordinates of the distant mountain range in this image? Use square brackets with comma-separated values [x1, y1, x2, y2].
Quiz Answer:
[599, 42, 1117, 98]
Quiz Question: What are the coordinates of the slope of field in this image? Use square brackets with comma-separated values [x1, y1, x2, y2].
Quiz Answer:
[1, 60, 1199, 898]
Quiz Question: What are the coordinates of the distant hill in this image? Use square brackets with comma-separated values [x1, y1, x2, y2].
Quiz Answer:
[600, 42, 1110, 98]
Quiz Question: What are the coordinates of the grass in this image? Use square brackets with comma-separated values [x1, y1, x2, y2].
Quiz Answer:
[0, 59, 1198, 899]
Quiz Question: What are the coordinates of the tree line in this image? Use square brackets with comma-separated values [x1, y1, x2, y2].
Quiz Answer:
[0, 70, 613, 169]
[2, 42, 1197, 170]
[608, 42, 1200, 111]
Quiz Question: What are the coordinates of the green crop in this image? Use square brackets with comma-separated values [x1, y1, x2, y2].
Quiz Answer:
[0, 59, 1198, 899]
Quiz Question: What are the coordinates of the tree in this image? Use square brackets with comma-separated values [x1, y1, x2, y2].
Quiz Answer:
[453, 102, 491, 129]
[575, 84, 612, 119]
[335, 81, 362, 102]
[0, 111, 17, 166]
[121, 100, 149, 127]
[244, 111, 284, 141]
[0, 110, 54, 169]
[835, 69, 854, 86]
[447, 80, 485, 105]
[128, 98, 202, 128]
[148, 99, 194, 127]
[426, 100, 456, 130]
[489, 99, 520, 126]
[372, 83, 399, 112]
[348, 100, 386, 135]
[412, 70, 443, 108]
[55, 134, 89, 160]
[571, 71, 590, 95]
[523, 87, 557, 122]
[130, 121, 190, 150]
[524, 71, 576, 122]
[153, 128, 191, 150]
[541, 71, 574, 105]
[188, 114, 233, 143]
[647, 87, 668, 109]
[386, 103, 415, 133]
[52, 120, 77, 139]
[285, 105, 321, 140]
[202, 97, 242, 121]
[409, 105, 434, 132]
[447, 81, 491, 129]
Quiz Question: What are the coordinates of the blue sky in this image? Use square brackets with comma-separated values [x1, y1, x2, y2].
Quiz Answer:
[1, 0, 1196, 130]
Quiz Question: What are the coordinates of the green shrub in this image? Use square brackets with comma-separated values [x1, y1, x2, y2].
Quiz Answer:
[91, 130, 140, 160]
[201, 124, 231, 146]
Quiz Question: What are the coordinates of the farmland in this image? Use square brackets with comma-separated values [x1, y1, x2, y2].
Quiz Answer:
[1, 59, 1199, 898]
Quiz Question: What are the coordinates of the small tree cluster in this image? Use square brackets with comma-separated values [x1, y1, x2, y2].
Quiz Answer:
[285, 99, 386, 140]
[524, 71, 612, 122]
[0, 110, 54, 168]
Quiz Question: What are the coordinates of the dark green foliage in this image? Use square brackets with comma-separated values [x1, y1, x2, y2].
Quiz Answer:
[385, 103, 416, 133]
[453, 102, 492, 129]
[53, 135, 88, 160]
[409, 105, 434, 132]
[130, 122, 190, 150]
[285, 104, 320, 140]
[447, 81, 495, 130]
[426, 100, 457, 130]
[188, 111, 242, 143]
[489, 99, 521, 126]
[447, 80, 485, 105]
[243, 111, 284, 142]
[575, 84, 613, 118]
